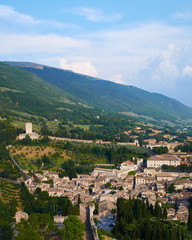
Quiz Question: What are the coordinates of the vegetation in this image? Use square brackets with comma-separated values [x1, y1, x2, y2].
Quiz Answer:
[12, 61, 192, 122]
[20, 183, 79, 216]
[152, 146, 169, 155]
[61, 215, 85, 240]
[175, 141, 192, 153]
[0, 196, 18, 239]
[16, 213, 54, 240]
[162, 164, 192, 172]
[0, 119, 21, 180]
[168, 183, 176, 193]
[10, 138, 150, 174]
[113, 197, 186, 240]
[0, 181, 21, 205]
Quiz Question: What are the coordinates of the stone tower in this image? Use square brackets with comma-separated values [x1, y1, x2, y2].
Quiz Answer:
[26, 122, 32, 134]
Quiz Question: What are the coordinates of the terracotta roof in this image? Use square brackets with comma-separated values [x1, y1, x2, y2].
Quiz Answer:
[122, 161, 134, 165]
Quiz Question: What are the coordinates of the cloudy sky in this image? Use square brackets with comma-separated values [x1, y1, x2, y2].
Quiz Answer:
[1, 0, 192, 106]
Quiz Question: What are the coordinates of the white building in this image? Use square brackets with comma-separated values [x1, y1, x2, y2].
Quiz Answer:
[147, 154, 180, 168]
[26, 122, 32, 134]
[120, 161, 137, 171]
[91, 168, 118, 178]
[18, 122, 39, 140]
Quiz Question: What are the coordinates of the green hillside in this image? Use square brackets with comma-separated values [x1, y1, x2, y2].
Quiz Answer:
[0, 62, 87, 117]
[7, 61, 192, 122]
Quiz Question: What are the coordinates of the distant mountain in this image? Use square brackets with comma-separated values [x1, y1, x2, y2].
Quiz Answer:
[0, 62, 84, 117]
[5, 61, 192, 122]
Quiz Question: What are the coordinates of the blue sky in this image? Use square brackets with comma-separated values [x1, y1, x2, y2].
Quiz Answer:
[0, 0, 192, 106]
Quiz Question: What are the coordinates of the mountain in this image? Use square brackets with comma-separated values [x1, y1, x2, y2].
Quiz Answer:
[5, 61, 192, 122]
[0, 62, 86, 117]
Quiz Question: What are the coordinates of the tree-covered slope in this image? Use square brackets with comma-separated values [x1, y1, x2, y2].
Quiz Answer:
[5, 61, 192, 122]
[0, 62, 83, 116]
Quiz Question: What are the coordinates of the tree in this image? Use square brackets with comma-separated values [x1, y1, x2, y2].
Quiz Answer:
[16, 219, 42, 240]
[23, 135, 31, 145]
[144, 217, 151, 240]
[36, 158, 42, 171]
[188, 208, 192, 231]
[0, 219, 13, 240]
[34, 187, 41, 195]
[168, 183, 176, 193]
[163, 206, 167, 219]
[77, 195, 81, 206]
[154, 202, 162, 219]
[169, 228, 176, 240]
[29, 213, 54, 238]
[61, 215, 85, 240]
[105, 182, 111, 188]
[181, 227, 185, 240]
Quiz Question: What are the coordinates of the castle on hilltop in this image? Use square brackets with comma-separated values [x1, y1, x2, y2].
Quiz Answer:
[18, 122, 39, 140]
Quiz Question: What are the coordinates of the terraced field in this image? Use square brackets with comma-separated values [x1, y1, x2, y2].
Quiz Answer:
[0, 180, 22, 208]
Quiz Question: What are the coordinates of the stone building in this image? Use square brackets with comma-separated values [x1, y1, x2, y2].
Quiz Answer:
[147, 154, 180, 168]
[18, 122, 39, 140]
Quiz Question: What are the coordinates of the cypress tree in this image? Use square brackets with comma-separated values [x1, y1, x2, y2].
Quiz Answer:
[149, 203, 153, 216]
[164, 225, 169, 240]
[144, 218, 151, 240]
[163, 206, 167, 219]
[142, 201, 147, 218]
[157, 220, 163, 240]
[188, 208, 192, 231]
[169, 228, 176, 240]
[154, 201, 161, 219]
[181, 228, 185, 240]
[151, 224, 157, 240]
[176, 226, 180, 240]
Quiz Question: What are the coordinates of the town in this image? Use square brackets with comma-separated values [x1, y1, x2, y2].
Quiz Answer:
[3, 121, 192, 239]
[14, 143, 192, 235]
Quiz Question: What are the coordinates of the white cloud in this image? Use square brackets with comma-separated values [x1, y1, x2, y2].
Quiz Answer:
[109, 74, 126, 85]
[0, 33, 89, 54]
[0, 4, 77, 29]
[172, 11, 192, 21]
[75, 7, 122, 22]
[59, 58, 97, 76]
[182, 65, 192, 77]
[159, 60, 179, 79]
[0, 5, 40, 24]
[158, 44, 179, 79]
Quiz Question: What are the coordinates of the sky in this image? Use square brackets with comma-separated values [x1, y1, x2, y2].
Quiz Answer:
[0, 0, 192, 107]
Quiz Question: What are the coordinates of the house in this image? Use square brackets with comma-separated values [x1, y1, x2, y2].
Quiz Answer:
[120, 161, 137, 171]
[91, 168, 118, 177]
[155, 172, 174, 181]
[98, 195, 116, 217]
[135, 176, 145, 185]
[143, 139, 157, 145]
[175, 206, 189, 223]
[167, 208, 176, 219]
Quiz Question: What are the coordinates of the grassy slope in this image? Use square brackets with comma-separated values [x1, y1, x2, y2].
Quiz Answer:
[7, 62, 192, 122]
[0, 62, 81, 116]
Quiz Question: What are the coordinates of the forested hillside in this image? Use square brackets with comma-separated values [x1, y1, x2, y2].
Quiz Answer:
[6, 61, 192, 123]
